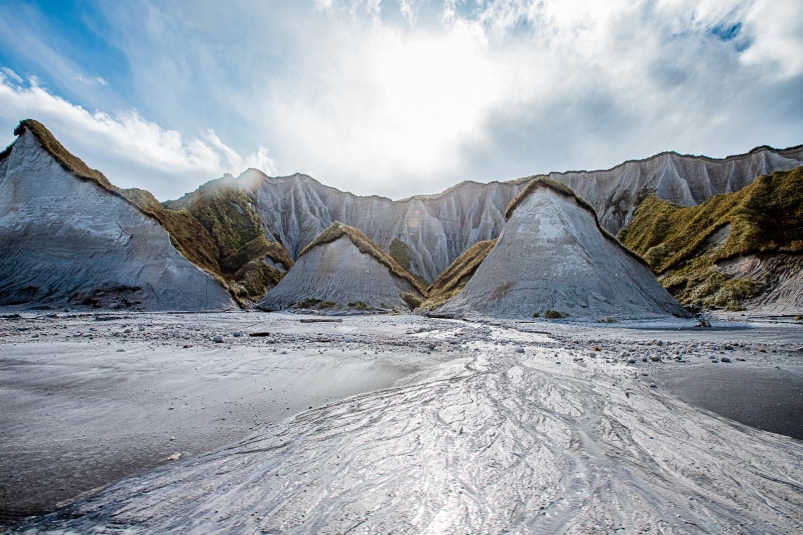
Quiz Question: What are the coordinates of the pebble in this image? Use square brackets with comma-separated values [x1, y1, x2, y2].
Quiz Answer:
[213, 335, 224, 343]
[232, 332, 242, 337]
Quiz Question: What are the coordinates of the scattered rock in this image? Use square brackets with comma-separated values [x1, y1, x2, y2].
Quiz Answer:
[213, 335, 224, 343]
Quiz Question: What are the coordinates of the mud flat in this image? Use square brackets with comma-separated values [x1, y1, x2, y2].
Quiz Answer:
[0, 312, 450, 520]
[2, 313, 803, 534]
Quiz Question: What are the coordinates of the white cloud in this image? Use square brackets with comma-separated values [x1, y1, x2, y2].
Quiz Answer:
[3, 0, 801, 200]
[253, 0, 801, 197]
[74, 74, 108, 87]
[1, 67, 22, 84]
[0, 72, 276, 199]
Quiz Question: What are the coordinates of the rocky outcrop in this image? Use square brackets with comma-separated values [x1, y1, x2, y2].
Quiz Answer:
[257, 223, 425, 312]
[433, 180, 688, 319]
[0, 122, 235, 311]
[190, 145, 802, 283]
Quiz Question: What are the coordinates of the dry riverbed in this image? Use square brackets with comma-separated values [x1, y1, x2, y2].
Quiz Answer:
[1, 311, 802, 534]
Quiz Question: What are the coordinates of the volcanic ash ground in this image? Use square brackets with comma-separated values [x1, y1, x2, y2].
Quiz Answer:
[11, 318, 803, 535]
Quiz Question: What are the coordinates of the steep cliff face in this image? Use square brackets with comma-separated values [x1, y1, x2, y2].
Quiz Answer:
[549, 146, 803, 234]
[191, 145, 801, 283]
[0, 124, 235, 311]
[248, 171, 518, 282]
[433, 180, 688, 319]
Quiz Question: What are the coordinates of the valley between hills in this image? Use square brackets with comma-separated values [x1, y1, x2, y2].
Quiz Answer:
[1, 120, 802, 534]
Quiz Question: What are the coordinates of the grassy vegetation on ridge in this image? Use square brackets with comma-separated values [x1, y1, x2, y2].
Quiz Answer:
[419, 239, 497, 311]
[300, 222, 428, 297]
[8, 120, 292, 306]
[619, 167, 803, 308]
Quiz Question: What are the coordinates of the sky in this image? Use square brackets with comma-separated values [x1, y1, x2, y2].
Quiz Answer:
[0, 0, 801, 200]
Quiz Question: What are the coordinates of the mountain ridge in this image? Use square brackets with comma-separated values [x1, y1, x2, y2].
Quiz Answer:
[183, 143, 802, 282]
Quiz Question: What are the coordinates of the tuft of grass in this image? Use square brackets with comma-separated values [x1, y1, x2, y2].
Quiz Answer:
[419, 239, 497, 311]
[300, 222, 428, 297]
[348, 301, 370, 311]
[400, 292, 422, 309]
[620, 167, 803, 309]
[794, 315, 803, 321]
[389, 238, 411, 269]
[507, 176, 649, 267]
[544, 309, 568, 319]
[532, 312, 540, 318]
[317, 301, 335, 310]
[296, 298, 322, 309]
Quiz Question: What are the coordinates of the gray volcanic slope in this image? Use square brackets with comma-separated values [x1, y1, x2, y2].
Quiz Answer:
[258, 235, 421, 312]
[435, 182, 687, 319]
[0, 128, 235, 311]
[204, 145, 803, 282]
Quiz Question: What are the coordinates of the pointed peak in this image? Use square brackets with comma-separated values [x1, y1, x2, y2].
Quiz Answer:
[505, 177, 591, 220]
[12, 119, 114, 190]
[300, 222, 428, 296]
[506, 176, 650, 268]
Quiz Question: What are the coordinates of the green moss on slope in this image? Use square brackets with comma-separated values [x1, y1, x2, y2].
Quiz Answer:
[158, 181, 295, 303]
[418, 239, 497, 311]
[620, 167, 803, 308]
[389, 238, 411, 269]
[166, 180, 264, 259]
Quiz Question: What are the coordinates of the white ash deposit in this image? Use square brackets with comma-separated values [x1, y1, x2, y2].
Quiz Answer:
[0, 127, 234, 311]
[258, 234, 421, 312]
[5, 313, 803, 535]
[436, 182, 688, 320]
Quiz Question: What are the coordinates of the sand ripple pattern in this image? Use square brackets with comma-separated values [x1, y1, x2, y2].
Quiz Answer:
[15, 344, 803, 534]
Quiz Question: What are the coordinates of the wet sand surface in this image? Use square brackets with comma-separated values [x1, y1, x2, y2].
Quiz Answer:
[2, 312, 803, 534]
[0, 312, 446, 520]
[655, 365, 803, 440]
